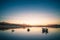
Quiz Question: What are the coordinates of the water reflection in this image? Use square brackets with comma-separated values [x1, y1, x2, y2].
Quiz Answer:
[26, 27, 48, 34]
[27, 28, 30, 32]
[0, 27, 60, 40]
[11, 30, 15, 32]
[42, 27, 48, 34]
[10, 27, 48, 33]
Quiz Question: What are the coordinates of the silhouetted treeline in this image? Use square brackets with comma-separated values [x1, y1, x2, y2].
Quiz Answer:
[0, 22, 60, 30]
[0, 22, 32, 30]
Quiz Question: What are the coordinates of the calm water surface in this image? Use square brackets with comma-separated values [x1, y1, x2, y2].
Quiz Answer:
[0, 27, 60, 40]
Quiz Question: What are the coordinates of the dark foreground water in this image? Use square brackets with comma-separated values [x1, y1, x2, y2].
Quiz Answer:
[0, 27, 60, 40]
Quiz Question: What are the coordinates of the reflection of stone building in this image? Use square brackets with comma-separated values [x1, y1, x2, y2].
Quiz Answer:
[42, 27, 48, 34]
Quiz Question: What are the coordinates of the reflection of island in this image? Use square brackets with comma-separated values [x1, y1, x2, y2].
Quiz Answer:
[11, 30, 15, 32]
[42, 27, 48, 34]
[27, 28, 30, 32]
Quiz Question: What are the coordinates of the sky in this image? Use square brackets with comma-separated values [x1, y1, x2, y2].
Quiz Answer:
[0, 0, 60, 25]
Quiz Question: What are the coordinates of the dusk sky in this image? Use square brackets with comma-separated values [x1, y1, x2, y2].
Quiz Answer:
[0, 0, 60, 25]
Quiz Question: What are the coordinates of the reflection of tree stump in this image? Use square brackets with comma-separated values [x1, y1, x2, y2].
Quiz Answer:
[27, 28, 30, 32]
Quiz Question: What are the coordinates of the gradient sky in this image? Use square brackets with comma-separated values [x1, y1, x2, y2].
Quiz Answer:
[0, 0, 60, 25]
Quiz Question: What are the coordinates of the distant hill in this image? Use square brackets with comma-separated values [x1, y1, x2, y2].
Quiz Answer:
[0, 22, 31, 30]
[44, 24, 60, 28]
[0, 22, 60, 30]
[30, 24, 60, 28]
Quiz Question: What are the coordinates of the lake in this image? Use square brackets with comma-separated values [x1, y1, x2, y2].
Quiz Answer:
[0, 27, 60, 40]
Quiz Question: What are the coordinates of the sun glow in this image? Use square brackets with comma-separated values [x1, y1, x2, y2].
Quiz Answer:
[3, 12, 59, 25]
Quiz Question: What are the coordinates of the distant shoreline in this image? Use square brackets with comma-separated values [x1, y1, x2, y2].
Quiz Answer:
[0, 22, 60, 30]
